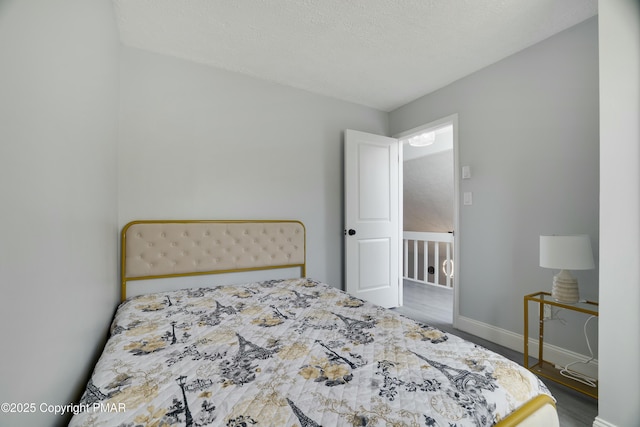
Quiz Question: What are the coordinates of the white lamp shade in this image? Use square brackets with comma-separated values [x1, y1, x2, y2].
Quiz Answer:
[539, 234, 595, 270]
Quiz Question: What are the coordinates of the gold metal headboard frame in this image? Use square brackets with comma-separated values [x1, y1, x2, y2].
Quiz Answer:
[121, 220, 306, 301]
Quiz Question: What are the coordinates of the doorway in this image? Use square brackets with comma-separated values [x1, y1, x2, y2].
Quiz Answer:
[394, 114, 459, 327]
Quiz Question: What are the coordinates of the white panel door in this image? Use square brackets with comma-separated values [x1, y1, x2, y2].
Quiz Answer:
[344, 129, 400, 308]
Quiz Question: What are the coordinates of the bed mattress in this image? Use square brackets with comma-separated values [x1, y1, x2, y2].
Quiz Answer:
[69, 278, 552, 426]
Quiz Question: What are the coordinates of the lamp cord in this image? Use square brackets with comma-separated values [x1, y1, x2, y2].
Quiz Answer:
[559, 315, 597, 388]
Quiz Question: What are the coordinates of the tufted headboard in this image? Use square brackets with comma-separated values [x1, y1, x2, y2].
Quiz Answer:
[120, 220, 306, 301]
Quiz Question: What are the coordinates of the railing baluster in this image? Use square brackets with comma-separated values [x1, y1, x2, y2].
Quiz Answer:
[403, 239, 408, 278]
[423, 240, 428, 283]
[434, 242, 440, 286]
[445, 242, 451, 288]
[412, 240, 418, 280]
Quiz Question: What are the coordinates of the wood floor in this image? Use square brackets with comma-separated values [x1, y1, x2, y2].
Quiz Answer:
[393, 280, 598, 427]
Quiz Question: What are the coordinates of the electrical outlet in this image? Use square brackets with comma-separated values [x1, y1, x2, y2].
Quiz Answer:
[543, 304, 551, 319]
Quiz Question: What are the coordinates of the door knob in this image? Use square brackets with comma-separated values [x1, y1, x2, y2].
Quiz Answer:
[348, 229, 356, 236]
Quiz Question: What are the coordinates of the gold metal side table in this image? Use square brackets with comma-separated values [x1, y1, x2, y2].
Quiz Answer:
[524, 291, 599, 399]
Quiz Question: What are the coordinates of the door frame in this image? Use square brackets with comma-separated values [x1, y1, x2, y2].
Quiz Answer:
[392, 113, 460, 327]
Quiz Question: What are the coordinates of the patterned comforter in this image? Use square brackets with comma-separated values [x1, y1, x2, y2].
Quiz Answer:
[69, 278, 552, 426]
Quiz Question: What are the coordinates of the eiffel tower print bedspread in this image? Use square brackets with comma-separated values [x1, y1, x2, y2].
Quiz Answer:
[69, 278, 552, 426]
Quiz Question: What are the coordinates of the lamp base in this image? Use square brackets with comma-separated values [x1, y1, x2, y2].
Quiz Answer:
[552, 270, 579, 303]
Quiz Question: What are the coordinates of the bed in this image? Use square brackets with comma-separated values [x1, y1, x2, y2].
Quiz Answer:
[69, 220, 558, 427]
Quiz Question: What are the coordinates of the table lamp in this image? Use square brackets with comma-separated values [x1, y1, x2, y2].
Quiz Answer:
[539, 234, 595, 303]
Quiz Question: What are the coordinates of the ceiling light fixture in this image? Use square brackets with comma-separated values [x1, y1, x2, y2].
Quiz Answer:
[405, 131, 436, 147]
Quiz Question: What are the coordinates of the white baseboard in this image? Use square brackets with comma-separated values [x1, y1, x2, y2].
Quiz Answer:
[455, 315, 598, 379]
[593, 417, 618, 427]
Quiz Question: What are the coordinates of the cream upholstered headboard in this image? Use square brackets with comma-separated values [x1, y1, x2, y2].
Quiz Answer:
[121, 220, 306, 301]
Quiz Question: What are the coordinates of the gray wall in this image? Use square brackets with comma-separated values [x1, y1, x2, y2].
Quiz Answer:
[117, 46, 389, 289]
[597, 0, 640, 425]
[390, 18, 600, 354]
[0, 1, 119, 426]
[404, 151, 454, 233]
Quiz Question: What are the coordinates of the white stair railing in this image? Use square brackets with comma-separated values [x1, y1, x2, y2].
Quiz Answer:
[403, 231, 454, 288]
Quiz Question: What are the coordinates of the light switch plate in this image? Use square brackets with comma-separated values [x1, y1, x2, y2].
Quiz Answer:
[462, 165, 471, 179]
[463, 192, 473, 205]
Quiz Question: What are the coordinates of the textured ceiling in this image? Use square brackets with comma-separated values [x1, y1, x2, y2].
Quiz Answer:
[113, 0, 597, 112]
